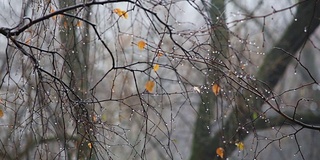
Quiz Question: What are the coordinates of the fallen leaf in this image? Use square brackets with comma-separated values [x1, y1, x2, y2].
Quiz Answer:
[235, 142, 244, 150]
[216, 147, 224, 158]
[137, 40, 146, 50]
[212, 83, 221, 95]
[153, 64, 159, 72]
[145, 80, 155, 93]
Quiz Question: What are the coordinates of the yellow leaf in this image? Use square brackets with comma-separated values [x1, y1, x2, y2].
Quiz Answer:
[235, 142, 244, 150]
[212, 83, 220, 95]
[101, 113, 107, 122]
[153, 64, 159, 72]
[113, 8, 121, 14]
[252, 112, 258, 119]
[145, 80, 155, 93]
[0, 109, 3, 118]
[113, 8, 128, 19]
[123, 12, 128, 19]
[216, 147, 224, 158]
[137, 40, 146, 50]
[88, 142, 92, 149]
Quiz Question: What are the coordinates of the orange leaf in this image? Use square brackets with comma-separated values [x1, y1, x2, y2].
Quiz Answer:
[145, 80, 155, 93]
[25, 38, 31, 45]
[137, 41, 146, 50]
[113, 8, 121, 14]
[113, 8, 128, 19]
[153, 64, 159, 72]
[212, 84, 220, 95]
[50, 5, 55, 13]
[76, 20, 82, 27]
[0, 109, 3, 118]
[63, 21, 68, 29]
[216, 147, 224, 158]
[50, 5, 57, 20]
[123, 12, 128, 19]
[157, 51, 163, 57]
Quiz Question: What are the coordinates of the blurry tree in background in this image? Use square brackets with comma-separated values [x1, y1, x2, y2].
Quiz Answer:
[0, 0, 319, 160]
[191, 0, 320, 159]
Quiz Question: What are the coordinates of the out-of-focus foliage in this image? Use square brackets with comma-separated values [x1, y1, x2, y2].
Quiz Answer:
[0, 0, 319, 160]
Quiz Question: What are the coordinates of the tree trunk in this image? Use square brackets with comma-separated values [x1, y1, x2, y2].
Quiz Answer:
[190, 0, 229, 159]
[58, 0, 94, 159]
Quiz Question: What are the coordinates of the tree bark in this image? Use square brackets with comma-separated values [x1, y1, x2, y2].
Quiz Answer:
[58, 0, 94, 159]
[190, 0, 229, 159]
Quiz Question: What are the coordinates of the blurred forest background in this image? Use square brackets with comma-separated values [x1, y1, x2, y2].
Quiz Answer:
[0, 0, 320, 160]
